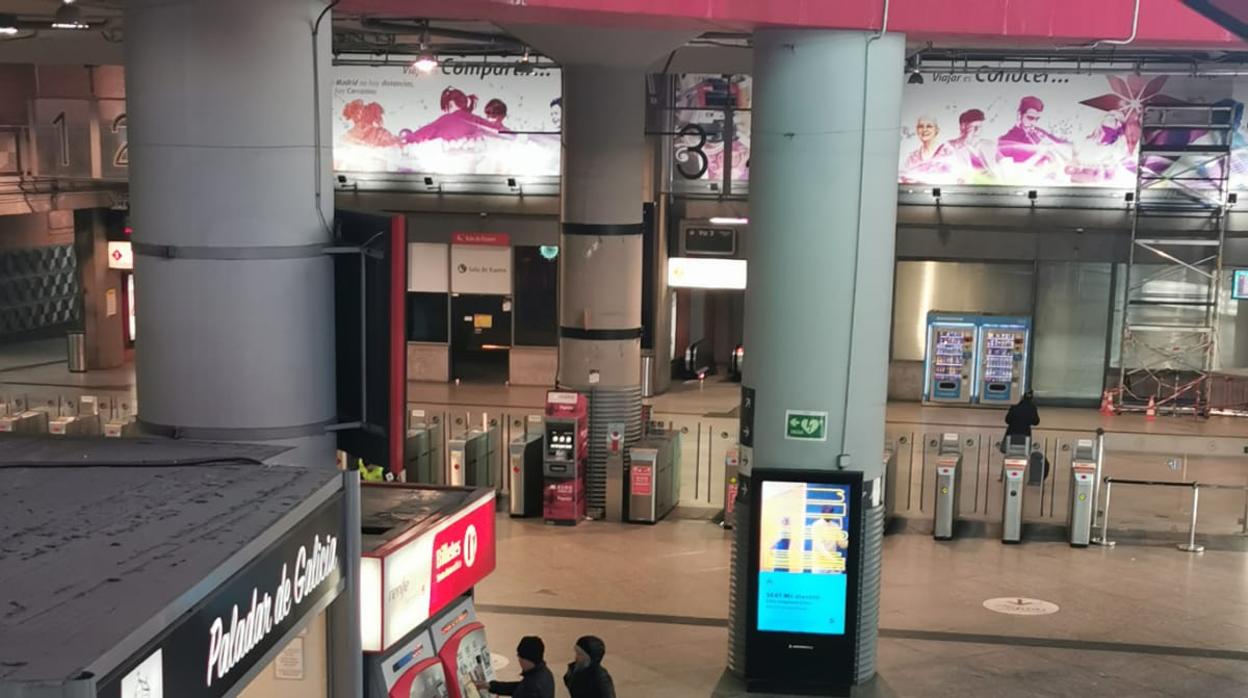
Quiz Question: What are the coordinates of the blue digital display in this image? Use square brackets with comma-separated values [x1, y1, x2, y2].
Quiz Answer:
[1234, 269, 1248, 300]
[756, 481, 851, 635]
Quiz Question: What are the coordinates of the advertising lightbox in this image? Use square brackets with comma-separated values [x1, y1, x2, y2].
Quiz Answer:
[332, 59, 561, 177]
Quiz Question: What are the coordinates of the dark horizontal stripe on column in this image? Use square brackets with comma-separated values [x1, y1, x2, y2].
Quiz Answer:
[138, 418, 334, 441]
[560, 326, 643, 340]
[562, 223, 643, 237]
[133, 242, 327, 260]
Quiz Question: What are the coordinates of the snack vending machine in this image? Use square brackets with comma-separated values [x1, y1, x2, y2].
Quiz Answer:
[975, 316, 1030, 406]
[542, 391, 588, 525]
[923, 314, 978, 404]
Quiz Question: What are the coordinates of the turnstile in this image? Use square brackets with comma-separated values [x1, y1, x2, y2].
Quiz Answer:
[933, 433, 963, 540]
[49, 396, 102, 436]
[508, 432, 544, 517]
[1002, 436, 1029, 543]
[405, 412, 445, 484]
[721, 447, 740, 529]
[447, 426, 498, 488]
[0, 400, 49, 434]
[627, 430, 681, 524]
[1068, 438, 1097, 547]
[103, 418, 140, 438]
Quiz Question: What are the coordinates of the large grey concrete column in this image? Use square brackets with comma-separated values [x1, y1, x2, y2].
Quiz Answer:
[730, 29, 904, 685]
[124, 0, 336, 464]
[558, 65, 646, 514]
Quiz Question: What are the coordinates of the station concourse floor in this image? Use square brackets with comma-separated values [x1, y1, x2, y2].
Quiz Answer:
[478, 514, 1248, 697]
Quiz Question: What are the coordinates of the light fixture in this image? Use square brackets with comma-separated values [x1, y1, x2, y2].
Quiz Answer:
[708, 216, 748, 225]
[907, 71, 924, 85]
[411, 25, 438, 74]
[931, 187, 942, 199]
[52, 1, 88, 29]
[0, 14, 18, 35]
[515, 46, 534, 74]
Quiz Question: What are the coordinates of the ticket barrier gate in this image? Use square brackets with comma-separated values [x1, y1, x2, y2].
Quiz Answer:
[49, 396, 102, 436]
[0, 400, 49, 434]
[1002, 436, 1029, 544]
[627, 430, 681, 524]
[103, 417, 140, 438]
[508, 431, 544, 517]
[447, 426, 498, 488]
[406, 412, 445, 484]
[1068, 438, 1097, 547]
[933, 433, 963, 541]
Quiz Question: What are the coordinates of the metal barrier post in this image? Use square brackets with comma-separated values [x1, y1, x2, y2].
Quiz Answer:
[1092, 478, 1116, 547]
[1178, 485, 1205, 553]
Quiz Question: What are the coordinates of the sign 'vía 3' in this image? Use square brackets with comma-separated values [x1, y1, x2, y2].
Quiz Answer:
[97, 496, 346, 698]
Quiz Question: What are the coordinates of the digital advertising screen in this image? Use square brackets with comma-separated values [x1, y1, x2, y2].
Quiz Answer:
[756, 480, 852, 635]
[1233, 269, 1248, 300]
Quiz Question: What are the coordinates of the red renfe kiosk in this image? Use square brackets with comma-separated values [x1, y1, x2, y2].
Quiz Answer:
[542, 391, 588, 525]
[359, 483, 499, 697]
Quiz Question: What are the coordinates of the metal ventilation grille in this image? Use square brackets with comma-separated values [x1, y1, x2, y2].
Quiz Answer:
[726, 478, 750, 676]
[584, 386, 642, 517]
[855, 501, 885, 684]
[0, 245, 80, 338]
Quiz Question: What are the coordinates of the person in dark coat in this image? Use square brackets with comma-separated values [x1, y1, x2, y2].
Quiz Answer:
[563, 636, 616, 698]
[480, 636, 556, 698]
[1005, 390, 1040, 440]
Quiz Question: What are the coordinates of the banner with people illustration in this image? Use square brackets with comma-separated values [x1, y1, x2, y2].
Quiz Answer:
[332, 60, 561, 176]
[899, 71, 1248, 189]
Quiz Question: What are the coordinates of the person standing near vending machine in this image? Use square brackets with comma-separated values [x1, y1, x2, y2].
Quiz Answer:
[479, 636, 555, 698]
[563, 636, 616, 698]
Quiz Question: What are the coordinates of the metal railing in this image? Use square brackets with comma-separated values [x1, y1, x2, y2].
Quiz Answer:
[1093, 476, 1248, 553]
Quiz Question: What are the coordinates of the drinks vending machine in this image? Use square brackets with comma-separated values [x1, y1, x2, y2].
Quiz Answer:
[542, 391, 588, 525]
[923, 314, 977, 404]
[975, 316, 1030, 406]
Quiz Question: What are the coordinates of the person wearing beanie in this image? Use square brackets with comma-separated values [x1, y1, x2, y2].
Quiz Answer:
[563, 636, 616, 698]
[478, 636, 555, 698]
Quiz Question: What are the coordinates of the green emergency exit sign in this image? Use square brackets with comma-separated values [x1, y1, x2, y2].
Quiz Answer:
[785, 410, 828, 442]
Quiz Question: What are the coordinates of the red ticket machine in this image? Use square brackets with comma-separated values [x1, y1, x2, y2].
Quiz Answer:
[431, 596, 496, 697]
[542, 391, 588, 525]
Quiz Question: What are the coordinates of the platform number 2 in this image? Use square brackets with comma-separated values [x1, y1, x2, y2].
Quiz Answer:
[111, 113, 128, 167]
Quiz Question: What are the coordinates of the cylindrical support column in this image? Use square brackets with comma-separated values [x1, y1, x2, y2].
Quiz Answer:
[731, 28, 904, 686]
[558, 65, 646, 514]
[125, 0, 336, 464]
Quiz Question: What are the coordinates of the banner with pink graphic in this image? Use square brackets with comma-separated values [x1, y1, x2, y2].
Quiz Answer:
[332, 60, 561, 176]
[899, 71, 1248, 188]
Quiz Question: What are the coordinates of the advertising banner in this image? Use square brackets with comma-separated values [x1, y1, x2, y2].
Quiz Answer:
[899, 71, 1248, 188]
[673, 74, 752, 183]
[332, 60, 561, 176]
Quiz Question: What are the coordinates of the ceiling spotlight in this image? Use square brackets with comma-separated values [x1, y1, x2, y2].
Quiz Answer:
[0, 14, 18, 35]
[412, 51, 438, 74]
[411, 25, 438, 74]
[52, 1, 89, 30]
[515, 47, 534, 74]
[907, 71, 924, 85]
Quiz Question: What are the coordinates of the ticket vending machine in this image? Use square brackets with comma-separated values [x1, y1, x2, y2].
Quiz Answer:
[976, 316, 1031, 406]
[933, 433, 963, 541]
[542, 391, 588, 525]
[1068, 438, 1097, 547]
[431, 596, 497, 698]
[923, 314, 978, 404]
[1002, 436, 1029, 544]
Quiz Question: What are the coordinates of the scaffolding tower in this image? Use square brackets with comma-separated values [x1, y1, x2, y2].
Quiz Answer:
[1116, 104, 1235, 416]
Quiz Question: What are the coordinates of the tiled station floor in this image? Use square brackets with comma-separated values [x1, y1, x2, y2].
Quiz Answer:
[476, 515, 1248, 697]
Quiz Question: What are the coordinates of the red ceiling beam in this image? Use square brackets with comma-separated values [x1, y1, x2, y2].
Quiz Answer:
[340, 0, 1245, 49]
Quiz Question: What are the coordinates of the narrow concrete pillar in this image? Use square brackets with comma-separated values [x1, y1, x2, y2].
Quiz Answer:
[124, 0, 336, 464]
[558, 65, 646, 513]
[73, 209, 125, 371]
[730, 28, 905, 685]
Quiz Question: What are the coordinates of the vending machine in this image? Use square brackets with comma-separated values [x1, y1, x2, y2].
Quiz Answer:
[373, 629, 451, 698]
[975, 316, 1031, 406]
[542, 391, 588, 525]
[431, 596, 497, 698]
[923, 314, 978, 404]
